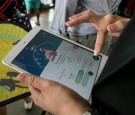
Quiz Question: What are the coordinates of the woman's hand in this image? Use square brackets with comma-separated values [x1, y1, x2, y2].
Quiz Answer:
[17, 73, 91, 115]
[66, 10, 130, 55]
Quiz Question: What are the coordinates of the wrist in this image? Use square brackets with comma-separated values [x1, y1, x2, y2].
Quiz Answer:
[59, 99, 92, 115]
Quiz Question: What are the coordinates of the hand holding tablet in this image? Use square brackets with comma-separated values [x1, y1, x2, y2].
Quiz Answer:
[2, 26, 108, 101]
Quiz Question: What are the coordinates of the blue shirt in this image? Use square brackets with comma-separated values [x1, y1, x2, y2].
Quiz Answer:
[50, 0, 122, 36]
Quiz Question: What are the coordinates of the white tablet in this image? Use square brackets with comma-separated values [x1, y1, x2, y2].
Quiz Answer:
[2, 26, 108, 101]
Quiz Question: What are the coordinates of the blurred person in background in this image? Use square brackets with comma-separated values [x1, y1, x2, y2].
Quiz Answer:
[50, 0, 122, 55]
[24, 0, 41, 25]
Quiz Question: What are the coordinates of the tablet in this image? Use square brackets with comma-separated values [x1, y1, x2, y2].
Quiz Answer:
[2, 26, 108, 101]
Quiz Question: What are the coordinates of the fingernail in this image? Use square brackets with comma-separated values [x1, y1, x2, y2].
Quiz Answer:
[69, 17, 72, 20]
[94, 49, 99, 56]
[109, 24, 117, 32]
[65, 22, 70, 26]
[17, 73, 27, 82]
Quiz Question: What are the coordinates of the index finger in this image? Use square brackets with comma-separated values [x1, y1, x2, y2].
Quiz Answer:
[94, 15, 115, 55]
[94, 28, 108, 56]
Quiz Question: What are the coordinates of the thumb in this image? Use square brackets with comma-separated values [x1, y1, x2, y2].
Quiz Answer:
[17, 73, 48, 90]
[17, 73, 45, 106]
[107, 21, 125, 33]
[94, 26, 108, 56]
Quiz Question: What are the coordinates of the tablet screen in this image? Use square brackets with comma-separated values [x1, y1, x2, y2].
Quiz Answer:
[12, 30, 102, 100]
